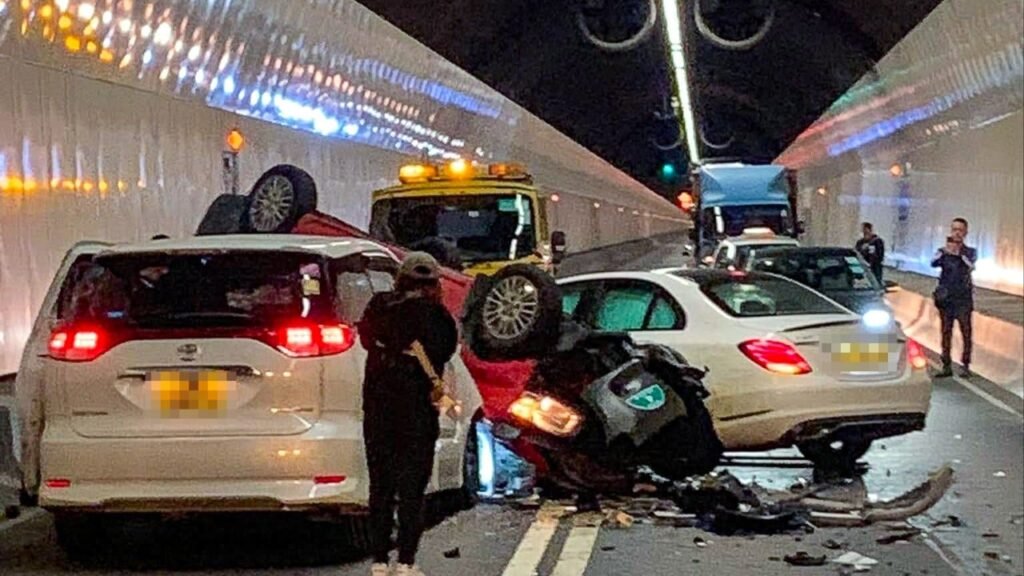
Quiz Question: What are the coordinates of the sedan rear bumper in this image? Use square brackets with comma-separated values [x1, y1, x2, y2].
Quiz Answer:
[713, 370, 932, 451]
[782, 412, 927, 445]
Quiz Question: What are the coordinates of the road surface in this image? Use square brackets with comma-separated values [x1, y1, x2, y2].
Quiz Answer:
[2, 236, 1021, 576]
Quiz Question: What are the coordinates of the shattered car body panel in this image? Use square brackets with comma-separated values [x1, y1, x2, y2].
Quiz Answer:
[296, 211, 723, 485]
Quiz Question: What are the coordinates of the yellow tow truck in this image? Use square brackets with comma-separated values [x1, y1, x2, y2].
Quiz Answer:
[369, 160, 566, 276]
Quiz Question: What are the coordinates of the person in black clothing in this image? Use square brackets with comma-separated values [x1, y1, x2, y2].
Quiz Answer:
[931, 219, 978, 378]
[855, 222, 886, 283]
[358, 252, 458, 576]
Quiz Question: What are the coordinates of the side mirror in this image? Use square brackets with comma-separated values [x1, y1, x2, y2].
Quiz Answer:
[795, 220, 807, 235]
[884, 280, 900, 293]
[550, 231, 567, 264]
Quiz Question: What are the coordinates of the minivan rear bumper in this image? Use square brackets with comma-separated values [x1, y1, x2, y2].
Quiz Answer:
[39, 412, 369, 512]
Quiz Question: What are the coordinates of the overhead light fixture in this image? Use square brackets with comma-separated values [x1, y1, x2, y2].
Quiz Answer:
[661, 0, 700, 164]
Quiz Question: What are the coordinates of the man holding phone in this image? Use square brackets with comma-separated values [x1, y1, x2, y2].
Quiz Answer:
[931, 218, 978, 378]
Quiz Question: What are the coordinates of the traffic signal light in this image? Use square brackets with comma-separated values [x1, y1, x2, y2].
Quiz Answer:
[660, 162, 676, 180]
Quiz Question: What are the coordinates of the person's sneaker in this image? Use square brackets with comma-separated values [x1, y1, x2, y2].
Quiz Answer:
[958, 366, 972, 378]
[370, 563, 391, 576]
[395, 564, 425, 576]
[934, 366, 954, 378]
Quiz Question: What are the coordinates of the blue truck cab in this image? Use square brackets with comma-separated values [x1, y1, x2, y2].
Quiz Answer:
[685, 163, 803, 261]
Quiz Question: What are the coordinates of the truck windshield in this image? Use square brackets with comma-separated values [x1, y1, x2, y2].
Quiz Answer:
[705, 205, 794, 237]
[370, 193, 537, 263]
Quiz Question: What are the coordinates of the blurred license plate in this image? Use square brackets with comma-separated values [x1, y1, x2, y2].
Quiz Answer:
[150, 370, 233, 414]
[832, 342, 890, 364]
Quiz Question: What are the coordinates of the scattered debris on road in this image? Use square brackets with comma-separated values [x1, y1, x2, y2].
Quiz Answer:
[784, 551, 827, 566]
[2, 504, 19, 520]
[832, 550, 879, 571]
[875, 528, 922, 545]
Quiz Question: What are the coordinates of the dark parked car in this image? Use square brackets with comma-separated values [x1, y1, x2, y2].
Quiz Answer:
[745, 247, 899, 315]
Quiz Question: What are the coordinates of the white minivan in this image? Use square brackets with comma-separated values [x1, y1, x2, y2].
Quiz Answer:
[15, 235, 482, 552]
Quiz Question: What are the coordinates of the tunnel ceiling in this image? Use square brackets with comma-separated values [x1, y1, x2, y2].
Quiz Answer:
[357, 0, 943, 197]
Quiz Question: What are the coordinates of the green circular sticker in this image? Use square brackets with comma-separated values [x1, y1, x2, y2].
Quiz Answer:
[626, 384, 667, 411]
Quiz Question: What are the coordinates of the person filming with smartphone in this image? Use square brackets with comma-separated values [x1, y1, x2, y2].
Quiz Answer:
[931, 218, 977, 378]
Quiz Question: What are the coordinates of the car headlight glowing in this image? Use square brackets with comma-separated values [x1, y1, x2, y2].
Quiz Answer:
[508, 393, 582, 438]
[862, 308, 892, 328]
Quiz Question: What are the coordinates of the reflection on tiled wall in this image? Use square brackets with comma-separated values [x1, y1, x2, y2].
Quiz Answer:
[0, 0, 684, 373]
[779, 0, 1023, 295]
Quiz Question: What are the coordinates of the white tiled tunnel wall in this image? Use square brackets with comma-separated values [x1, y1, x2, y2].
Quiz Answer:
[0, 0, 685, 374]
[782, 0, 1023, 296]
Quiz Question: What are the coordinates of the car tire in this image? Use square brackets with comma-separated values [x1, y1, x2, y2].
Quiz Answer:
[195, 193, 248, 236]
[18, 485, 37, 508]
[798, 438, 872, 471]
[242, 165, 318, 233]
[462, 264, 562, 361]
[54, 513, 104, 561]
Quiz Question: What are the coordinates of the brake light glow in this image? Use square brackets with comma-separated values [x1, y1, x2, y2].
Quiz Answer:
[48, 327, 108, 362]
[314, 475, 347, 485]
[906, 339, 928, 370]
[45, 478, 72, 489]
[278, 322, 355, 357]
[739, 339, 812, 375]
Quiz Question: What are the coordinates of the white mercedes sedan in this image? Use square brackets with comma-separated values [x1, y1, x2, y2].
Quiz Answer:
[557, 269, 931, 469]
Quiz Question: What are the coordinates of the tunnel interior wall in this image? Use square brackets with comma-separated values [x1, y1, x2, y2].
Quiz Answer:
[0, 0, 685, 375]
[779, 0, 1023, 296]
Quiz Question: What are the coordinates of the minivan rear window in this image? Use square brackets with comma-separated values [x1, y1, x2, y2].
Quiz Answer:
[60, 251, 333, 327]
[698, 276, 846, 317]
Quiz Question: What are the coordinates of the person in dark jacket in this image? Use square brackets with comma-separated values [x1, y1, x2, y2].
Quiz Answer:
[358, 252, 458, 576]
[931, 218, 978, 378]
[855, 222, 886, 283]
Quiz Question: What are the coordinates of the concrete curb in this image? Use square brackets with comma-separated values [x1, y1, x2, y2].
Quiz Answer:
[887, 289, 1024, 400]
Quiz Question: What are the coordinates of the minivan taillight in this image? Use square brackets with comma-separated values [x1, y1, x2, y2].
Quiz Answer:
[48, 327, 108, 362]
[739, 339, 812, 375]
[278, 322, 355, 357]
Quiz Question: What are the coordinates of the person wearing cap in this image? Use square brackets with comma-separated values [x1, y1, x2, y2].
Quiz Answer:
[357, 252, 458, 576]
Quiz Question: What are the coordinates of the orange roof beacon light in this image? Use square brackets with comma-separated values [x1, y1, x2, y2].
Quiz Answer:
[447, 158, 471, 178]
[488, 162, 528, 178]
[398, 163, 438, 184]
[226, 128, 246, 153]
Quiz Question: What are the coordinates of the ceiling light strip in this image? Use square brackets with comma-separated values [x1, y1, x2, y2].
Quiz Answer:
[661, 0, 701, 164]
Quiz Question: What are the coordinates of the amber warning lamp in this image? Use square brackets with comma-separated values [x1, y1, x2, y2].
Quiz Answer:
[226, 128, 246, 154]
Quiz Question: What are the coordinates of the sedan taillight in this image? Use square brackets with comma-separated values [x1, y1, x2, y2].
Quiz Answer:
[739, 339, 813, 375]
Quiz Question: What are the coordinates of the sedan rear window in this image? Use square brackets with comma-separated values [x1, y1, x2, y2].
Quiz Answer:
[699, 276, 847, 317]
[751, 250, 880, 292]
[59, 251, 333, 327]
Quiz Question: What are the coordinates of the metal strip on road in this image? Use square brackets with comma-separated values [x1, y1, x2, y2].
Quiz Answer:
[501, 503, 563, 576]
[550, 525, 600, 576]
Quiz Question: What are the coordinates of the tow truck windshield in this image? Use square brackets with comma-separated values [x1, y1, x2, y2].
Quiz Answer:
[370, 193, 537, 264]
